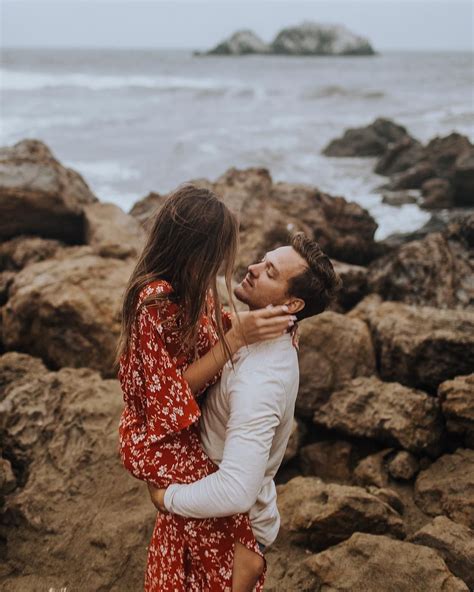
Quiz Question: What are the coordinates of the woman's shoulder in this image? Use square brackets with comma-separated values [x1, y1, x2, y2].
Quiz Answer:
[137, 278, 174, 306]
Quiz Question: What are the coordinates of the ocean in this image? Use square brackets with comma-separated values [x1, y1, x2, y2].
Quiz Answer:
[1, 48, 473, 240]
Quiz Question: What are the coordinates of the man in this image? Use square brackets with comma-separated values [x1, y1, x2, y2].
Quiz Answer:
[148, 232, 342, 589]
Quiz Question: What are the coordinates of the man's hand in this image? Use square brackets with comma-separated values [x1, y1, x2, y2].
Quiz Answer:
[147, 483, 167, 513]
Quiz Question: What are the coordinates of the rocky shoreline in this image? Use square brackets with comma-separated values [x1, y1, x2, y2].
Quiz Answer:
[0, 137, 473, 591]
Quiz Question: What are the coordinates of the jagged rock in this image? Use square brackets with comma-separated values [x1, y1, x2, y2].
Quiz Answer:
[272, 22, 375, 56]
[387, 451, 420, 481]
[83, 202, 145, 259]
[0, 139, 97, 242]
[324, 118, 408, 157]
[375, 136, 424, 176]
[129, 168, 380, 273]
[438, 374, 474, 448]
[0, 352, 153, 591]
[0, 235, 65, 271]
[0, 271, 16, 308]
[367, 223, 474, 309]
[277, 476, 405, 551]
[381, 133, 473, 200]
[330, 259, 368, 310]
[408, 516, 474, 590]
[362, 301, 474, 392]
[1, 247, 134, 377]
[206, 30, 270, 55]
[453, 147, 474, 206]
[299, 533, 469, 592]
[296, 312, 376, 418]
[129, 190, 165, 230]
[0, 456, 16, 495]
[353, 449, 392, 488]
[414, 448, 474, 528]
[421, 177, 454, 209]
[315, 376, 444, 455]
[300, 440, 353, 482]
[381, 190, 418, 206]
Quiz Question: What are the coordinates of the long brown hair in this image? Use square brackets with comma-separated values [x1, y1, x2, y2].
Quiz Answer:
[114, 184, 238, 369]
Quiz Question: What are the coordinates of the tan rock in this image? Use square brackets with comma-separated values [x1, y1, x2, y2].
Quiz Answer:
[315, 376, 444, 455]
[1, 247, 134, 376]
[387, 450, 420, 481]
[363, 301, 474, 392]
[367, 231, 473, 309]
[303, 532, 469, 592]
[277, 476, 405, 551]
[415, 449, 474, 528]
[297, 312, 376, 418]
[330, 259, 369, 311]
[409, 516, 474, 590]
[300, 440, 353, 482]
[83, 201, 145, 259]
[353, 449, 392, 488]
[0, 352, 154, 591]
[0, 235, 64, 271]
[0, 139, 97, 242]
[439, 374, 474, 448]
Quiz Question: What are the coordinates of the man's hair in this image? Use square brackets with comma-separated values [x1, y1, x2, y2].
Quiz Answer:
[288, 232, 343, 321]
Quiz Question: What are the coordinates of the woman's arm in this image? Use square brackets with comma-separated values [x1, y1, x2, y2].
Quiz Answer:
[183, 306, 294, 394]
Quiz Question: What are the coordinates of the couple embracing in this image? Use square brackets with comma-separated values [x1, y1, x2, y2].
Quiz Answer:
[116, 185, 342, 591]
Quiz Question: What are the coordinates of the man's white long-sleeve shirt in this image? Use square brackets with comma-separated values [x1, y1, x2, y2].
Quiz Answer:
[164, 332, 299, 547]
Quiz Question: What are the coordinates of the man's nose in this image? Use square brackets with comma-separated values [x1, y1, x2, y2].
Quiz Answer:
[248, 262, 260, 277]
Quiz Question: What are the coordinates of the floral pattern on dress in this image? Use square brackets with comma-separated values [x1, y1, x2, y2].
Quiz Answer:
[118, 279, 265, 591]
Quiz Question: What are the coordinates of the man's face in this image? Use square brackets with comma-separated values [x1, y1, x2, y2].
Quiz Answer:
[234, 246, 308, 310]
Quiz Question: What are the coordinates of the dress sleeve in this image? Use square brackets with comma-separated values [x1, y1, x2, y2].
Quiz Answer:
[221, 307, 232, 333]
[137, 304, 201, 441]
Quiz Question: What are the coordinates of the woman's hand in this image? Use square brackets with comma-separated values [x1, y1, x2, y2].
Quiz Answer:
[228, 305, 296, 349]
[147, 483, 168, 513]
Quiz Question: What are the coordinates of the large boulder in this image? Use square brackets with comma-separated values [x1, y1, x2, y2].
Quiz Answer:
[375, 136, 424, 176]
[438, 374, 474, 448]
[367, 218, 474, 309]
[130, 168, 379, 274]
[330, 259, 369, 310]
[277, 476, 405, 551]
[297, 533, 469, 592]
[205, 30, 270, 55]
[0, 352, 154, 591]
[271, 22, 375, 56]
[383, 133, 473, 200]
[323, 118, 409, 157]
[0, 139, 97, 243]
[1, 247, 134, 377]
[409, 516, 474, 590]
[83, 202, 145, 259]
[453, 147, 474, 206]
[361, 301, 474, 392]
[296, 312, 376, 418]
[129, 190, 165, 230]
[315, 376, 444, 456]
[414, 448, 474, 528]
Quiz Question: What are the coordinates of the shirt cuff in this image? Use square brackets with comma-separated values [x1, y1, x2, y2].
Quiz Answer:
[163, 483, 181, 513]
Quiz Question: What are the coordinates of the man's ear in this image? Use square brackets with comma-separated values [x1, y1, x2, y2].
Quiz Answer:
[285, 297, 305, 315]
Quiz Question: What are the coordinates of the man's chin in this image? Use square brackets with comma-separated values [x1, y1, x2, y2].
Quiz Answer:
[234, 283, 251, 305]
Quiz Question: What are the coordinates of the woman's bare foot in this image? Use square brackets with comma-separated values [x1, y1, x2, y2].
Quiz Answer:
[232, 541, 265, 592]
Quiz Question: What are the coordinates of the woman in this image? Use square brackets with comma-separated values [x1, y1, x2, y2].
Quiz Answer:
[116, 185, 293, 591]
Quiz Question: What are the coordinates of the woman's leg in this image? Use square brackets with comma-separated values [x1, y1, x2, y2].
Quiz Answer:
[232, 541, 265, 592]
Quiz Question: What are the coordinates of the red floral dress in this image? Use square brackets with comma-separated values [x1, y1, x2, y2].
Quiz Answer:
[118, 279, 266, 591]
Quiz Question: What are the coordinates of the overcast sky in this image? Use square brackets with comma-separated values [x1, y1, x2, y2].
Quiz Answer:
[2, 0, 473, 51]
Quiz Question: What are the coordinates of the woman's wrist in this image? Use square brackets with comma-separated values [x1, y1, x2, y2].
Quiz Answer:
[225, 328, 242, 354]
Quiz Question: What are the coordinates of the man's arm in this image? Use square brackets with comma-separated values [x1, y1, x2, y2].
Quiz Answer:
[163, 370, 285, 518]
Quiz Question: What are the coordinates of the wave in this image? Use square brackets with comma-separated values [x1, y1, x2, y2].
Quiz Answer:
[302, 85, 385, 100]
[0, 68, 253, 94]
